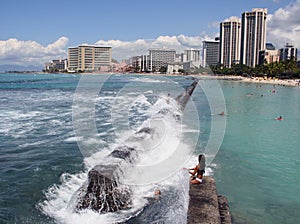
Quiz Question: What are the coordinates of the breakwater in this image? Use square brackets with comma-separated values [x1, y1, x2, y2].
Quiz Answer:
[187, 176, 231, 224]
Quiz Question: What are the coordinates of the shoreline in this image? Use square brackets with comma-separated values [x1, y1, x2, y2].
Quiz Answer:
[1, 71, 300, 87]
[133, 73, 300, 87]
[191, 74, 300, 87]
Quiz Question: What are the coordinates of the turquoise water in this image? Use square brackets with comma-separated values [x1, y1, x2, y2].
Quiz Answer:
[214, 81, 300, 224]
[0, 73, 299, 223]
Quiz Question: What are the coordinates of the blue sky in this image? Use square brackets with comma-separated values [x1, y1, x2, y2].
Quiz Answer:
[0, 0, 290, 45]
[0, 0, 299, 65]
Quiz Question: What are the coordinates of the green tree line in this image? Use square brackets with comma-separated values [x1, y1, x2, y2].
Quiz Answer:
[209, 59, 300, 79]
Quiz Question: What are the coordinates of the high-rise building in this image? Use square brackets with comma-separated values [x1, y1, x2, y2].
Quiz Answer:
[68, 45, 112, 72]
[132, 55, 149, 72]
[185, 49, 201, 62]
[220, 17, 241, 68]
[202, 39, 220, 67]
[280, 43, 298, 61]
[240, 8, 267, 67]
[149, 48, 176, 71]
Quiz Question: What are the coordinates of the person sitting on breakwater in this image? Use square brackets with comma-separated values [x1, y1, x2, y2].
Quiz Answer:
[187, 154, 206, 184]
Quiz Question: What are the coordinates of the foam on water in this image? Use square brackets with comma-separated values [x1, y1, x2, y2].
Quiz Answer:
[40, 91, 198, 223]
[130, 77, 178, 84]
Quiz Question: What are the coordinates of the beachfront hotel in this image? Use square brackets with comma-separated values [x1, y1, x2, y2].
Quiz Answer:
[44, 59, 68, 72]
[280, 43, 298, 61]
[185, 49, 201, 62]
[202, 39, 220, 67]
[240, 8, 267, 68]
[219, 17, 241, 68]
[68, 45, 112, 72]
[148, 48, 176, 72]
[131, 55, 149, 72]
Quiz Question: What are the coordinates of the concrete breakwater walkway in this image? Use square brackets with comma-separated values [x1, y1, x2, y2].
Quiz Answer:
[187, 176, 231, 224]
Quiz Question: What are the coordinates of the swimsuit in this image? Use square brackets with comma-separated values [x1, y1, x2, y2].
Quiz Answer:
[195, 177, 202, 183]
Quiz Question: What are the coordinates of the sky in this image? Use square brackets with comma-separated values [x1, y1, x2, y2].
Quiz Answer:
[0, 0, 300, 66]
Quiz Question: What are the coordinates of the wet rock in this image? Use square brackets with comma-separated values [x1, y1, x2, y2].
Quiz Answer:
[109, 146, 136, 162]
[76, 165, 131, 213]
[73, 80, 200, 215]
[136, 127, 154, 134]
[218, 195, 232, 224]
[187, 176, 232, 224]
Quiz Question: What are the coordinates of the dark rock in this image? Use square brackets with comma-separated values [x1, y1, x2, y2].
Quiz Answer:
[187, 176, 232, 224]
[176, 80, 199, 110]
[187, 176, 221, 224]
[109, 146, 136, 162]
[218, 195, 232, 224]
[136, 127, 154, 134]
[73, 80, 200, 215]
[76, 165, 131, 213]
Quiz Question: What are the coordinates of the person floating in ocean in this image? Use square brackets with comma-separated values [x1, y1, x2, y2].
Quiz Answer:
[218, 111, 225, 116]
[186, 154, 206, 184]
[166, 93, 171, 104]
[276, 116, 283, 120]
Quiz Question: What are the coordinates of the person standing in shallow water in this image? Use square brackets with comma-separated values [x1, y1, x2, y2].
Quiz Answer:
[187, 154, 206, 184]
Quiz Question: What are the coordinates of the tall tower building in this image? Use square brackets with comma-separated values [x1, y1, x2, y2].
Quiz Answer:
[202, 39, 220, 67]
[220, 17, 241, 68]
[240, 8, 267, 67]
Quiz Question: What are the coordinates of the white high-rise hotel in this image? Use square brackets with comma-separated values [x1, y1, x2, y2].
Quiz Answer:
[218, 8, 267, 68]
[220, 17, 241, 68]
[240, 8, 267, 67]
[68, 45, 112, 72]
[149, 48, 176, 71]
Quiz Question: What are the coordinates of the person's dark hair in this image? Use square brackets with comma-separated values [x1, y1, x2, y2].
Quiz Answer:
[198, 154, 203, 163]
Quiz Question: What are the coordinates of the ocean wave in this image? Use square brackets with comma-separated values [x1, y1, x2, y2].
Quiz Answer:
[130, 77, 178, 84]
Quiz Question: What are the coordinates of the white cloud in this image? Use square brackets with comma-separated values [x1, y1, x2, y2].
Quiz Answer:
[267, 0, 300, 49]
[95, 38, 150, 60]
[0, 37, 68, 65]
[0, 34, 216, 65]
[95, 34, 215, 61]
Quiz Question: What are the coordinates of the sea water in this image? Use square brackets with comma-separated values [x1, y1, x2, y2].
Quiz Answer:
[0, 73, 299, 223]
[213, 81, 300, 224]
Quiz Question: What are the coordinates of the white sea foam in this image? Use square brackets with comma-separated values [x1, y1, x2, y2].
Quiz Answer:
[19, 139, 51, 148]
[131, 77, 178, 84]
[40, 91, 201, 223]
[64, 136, 81, 143]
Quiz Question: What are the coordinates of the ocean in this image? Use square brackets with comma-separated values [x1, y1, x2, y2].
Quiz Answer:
[0, 73, 299, 224]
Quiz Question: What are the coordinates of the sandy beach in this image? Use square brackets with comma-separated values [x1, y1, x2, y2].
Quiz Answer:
[192, 74, 300, 87]
[124, 72, 300, 87]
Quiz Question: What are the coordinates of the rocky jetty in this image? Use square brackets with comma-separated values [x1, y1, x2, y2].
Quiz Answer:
[72, 80, 200, 214]
[75, 164, 131, 213]
[187, 176, 231, 224]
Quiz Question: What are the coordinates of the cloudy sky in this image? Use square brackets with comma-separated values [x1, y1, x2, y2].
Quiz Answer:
[0, 0, 299, 65]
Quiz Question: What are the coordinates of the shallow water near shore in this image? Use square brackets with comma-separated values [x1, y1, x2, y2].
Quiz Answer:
[0, 73, 299, 223]
[213, 81, 300, 224]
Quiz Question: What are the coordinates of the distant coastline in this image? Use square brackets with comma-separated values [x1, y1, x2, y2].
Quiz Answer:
[194, 74, 300, 87]
[1, 71, 299, 87]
